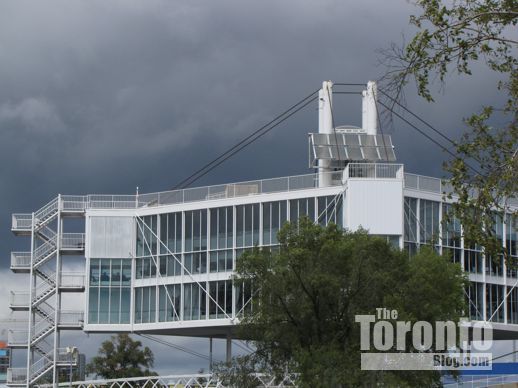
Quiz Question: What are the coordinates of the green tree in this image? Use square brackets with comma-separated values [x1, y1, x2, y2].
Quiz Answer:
[234, 218, 467, 387]
[383, 0, 517, 261]
[86, 334, 155, 379]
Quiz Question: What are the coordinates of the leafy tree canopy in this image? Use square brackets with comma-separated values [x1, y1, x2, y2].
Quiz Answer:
[233, 219, 467, 387]
[383, 0, 518, 262]
[86, 334, 155, 379]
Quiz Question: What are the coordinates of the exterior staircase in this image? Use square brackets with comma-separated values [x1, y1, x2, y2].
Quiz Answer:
[8, 196, 86, 387]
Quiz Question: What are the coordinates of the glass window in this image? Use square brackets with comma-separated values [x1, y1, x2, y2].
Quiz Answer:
[185, 210, 207, 252]
[210, 207, 233, 250]
[467, 282, 483, 321]
[100, 260, 110, 286]
[507, 214, 518, 257]
[442, 204, 461, 248]
[167, 255, 181, 276]
[136, 258, 143, 279]
[183, 283, 206, 321]
[465, 249, 483, 274]
[142, 287, 150, 323]
[121, 288, 130, 323]
[209, 250, 233, 273]
[209, 280, 232, 319]
[317, 195, 342, 226]
[263, 201, 287, 245]
[88, 287, 99, 324]
[110, 288, 120, 324]
[160, 213, 182, 254]
[143, 257, 150, 278]
[486, 255, 504, 277]
[135, 287, 142, 323]
[184, 252, 207, 275]
[375, 235, 400, 248]
[90, 259, 99, 286]
[404, 197, 418, 243]
[508, 286, 518, 324]
[159, 284, 181, 322]
[111, 259, 122, 286]
[236, 204, 260, 247]
[487, 283, 504, 323]
[88, 258, 131, 325]
[290, 197, 315, 223]
[136, 216, 157, 256]
[99, 288, 109, 323]
[420, 199, 440, 244]
[159, 255, 167, 275]
[122, 261, 131, 286]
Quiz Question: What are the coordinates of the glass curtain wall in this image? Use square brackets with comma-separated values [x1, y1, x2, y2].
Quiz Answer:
[136, 215, 158, 279]
[88, 258, 131, 324]
[442, 204, 462, 264]
[130, 196, 344, 324]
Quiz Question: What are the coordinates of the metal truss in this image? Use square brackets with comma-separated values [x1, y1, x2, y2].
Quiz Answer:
[38, 373, 298, 388]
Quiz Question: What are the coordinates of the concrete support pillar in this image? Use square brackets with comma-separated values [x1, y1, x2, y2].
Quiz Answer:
[226, 334, 232, 364]
[209, 337, 213, 371]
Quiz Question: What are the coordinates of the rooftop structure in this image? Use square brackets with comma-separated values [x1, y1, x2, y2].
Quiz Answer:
[7, 81, 518, 387]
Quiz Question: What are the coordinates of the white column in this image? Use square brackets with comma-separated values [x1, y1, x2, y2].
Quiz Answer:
[318, 80, 334, 187]
[362, 80, 378, 135]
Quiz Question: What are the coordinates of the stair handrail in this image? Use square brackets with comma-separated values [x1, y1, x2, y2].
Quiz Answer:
[34, 197, 59, 221]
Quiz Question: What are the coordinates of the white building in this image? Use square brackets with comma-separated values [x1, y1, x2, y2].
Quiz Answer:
[7, 81, 518, 387]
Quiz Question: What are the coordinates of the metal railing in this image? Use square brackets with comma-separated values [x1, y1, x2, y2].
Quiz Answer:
[32, 319, 53, 342]
[7, 368, 27, 384]
[61, 233, 85, 250]
[19, 169, 516, 225]
[61, 195, 87, 212]
[60, 272, 85, 289]
[49, 373, 298, 388]
[38, 225, 56, 241]
[11, 251, 31, 269]
[12, 213, 32, 230]
[58, 311, 84, 327]
[444, 374, 518, 387]
[91, 171, 340, 209]
[8, 329, 28, 346]
[30, 351, 53, 382]
[56, 348, 79, 365]
[31, 172, 343, 213]
[344, 163, 404, 179]
[34, 237, 57, 265]
[404, 172, 444, 194]
[10, 290, 29, 308]
[34, 198, 59, 224]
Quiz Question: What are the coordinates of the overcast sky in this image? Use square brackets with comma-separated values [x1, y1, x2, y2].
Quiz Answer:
[0, 0, 511, 375]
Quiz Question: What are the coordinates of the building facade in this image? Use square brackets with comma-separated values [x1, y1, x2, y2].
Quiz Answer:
[7, 81, 518, 387]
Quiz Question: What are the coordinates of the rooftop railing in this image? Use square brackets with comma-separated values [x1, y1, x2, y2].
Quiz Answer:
[7, 368, 26, 384]
[13, 166, 518, 221]
[11, 252, 31, 270]
[57, 171, 343, 210]
[344, 163, 404, 179]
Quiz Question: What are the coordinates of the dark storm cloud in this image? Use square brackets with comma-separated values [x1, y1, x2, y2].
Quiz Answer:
[0, 0, 509, 373]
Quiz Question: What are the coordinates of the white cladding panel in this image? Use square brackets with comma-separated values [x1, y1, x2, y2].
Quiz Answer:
[89, 216, 133, 258]
[345, 179, 403, 235]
